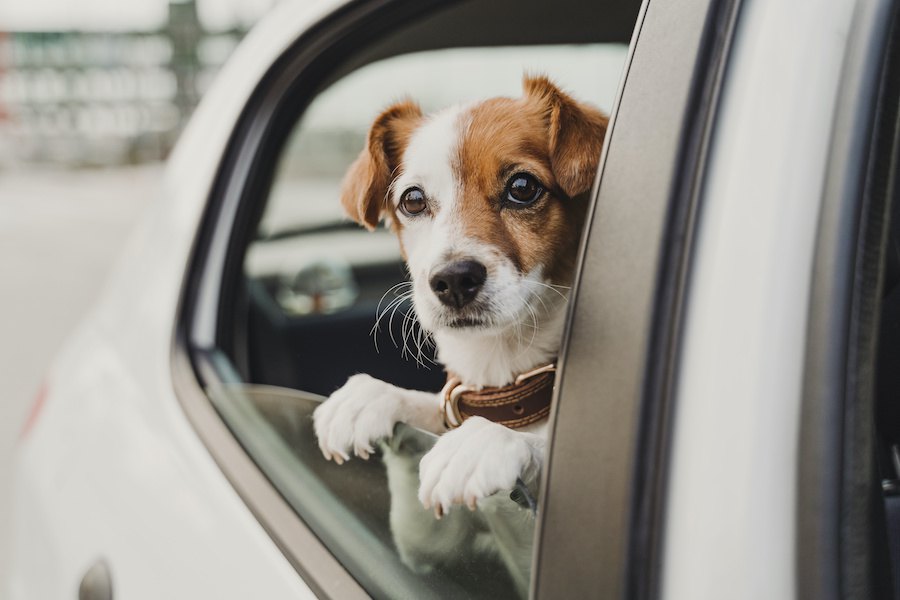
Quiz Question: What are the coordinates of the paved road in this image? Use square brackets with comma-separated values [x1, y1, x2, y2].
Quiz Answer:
[0, 164, 161, 585]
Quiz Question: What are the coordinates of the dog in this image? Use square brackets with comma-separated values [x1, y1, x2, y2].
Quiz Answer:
[312, 74, 607, 579]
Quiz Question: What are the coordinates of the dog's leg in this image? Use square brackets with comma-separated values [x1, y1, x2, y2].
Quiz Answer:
[381, 428, 488, 574]
[478, 492, 537, 597]
[417, 416, 544, 517]
[313, 374, 443, 463]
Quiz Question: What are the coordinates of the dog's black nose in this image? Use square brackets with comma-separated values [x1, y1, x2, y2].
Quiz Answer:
[430, 260, 487, 308]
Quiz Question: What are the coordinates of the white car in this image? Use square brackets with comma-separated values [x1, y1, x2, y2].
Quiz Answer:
[10, 0, 900, 598]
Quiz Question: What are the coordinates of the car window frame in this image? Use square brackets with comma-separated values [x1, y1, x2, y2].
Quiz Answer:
[170, 0, 646, 598]
[531, 0, 742, 597]
[797, 1, 900, 598]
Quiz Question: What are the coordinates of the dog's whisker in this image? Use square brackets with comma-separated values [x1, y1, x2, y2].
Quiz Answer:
[502, 294, 540, 359]
[401, 306, 416, 362]
[372, 283, 412, 329]
[525, 299, 539, 353]
[413, 318, 436, 368]
[375, 298, 405, 327]
[533, 281, 572, 291]
[506, 297, 540, 361]
[376, 287, 412, 312]
[372, 296, 404, 344]
[409, 315, 423, 366]
[374, 281, 412, 320]
[405, 315, 421, 366]
[404, 306, 434, 369]
[522, 279, 570, 303]
[489, 299, 522, 351]
[400, 306, 416, 359]
[400, 304, 419, 364]
[386, 293, 412, 350]
[370, 280, 436, 368]
[417, 332, 428, 367]
[371, 289, 413, 352]
[529, 288, 551, 315]
[418, 326, 437, 367]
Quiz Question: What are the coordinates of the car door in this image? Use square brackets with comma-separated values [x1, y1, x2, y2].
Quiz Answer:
[533, 0, 738, 597]
[174, 0, 734, 598]
[661, 1, 900, 600]
[164, 0, 890, 597]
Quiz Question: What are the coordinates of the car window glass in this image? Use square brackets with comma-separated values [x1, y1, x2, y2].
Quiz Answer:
[219, 44, 627, 598]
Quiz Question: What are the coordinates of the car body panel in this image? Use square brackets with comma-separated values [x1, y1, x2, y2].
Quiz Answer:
[662, 0, 857, 598]
[8, 0, 347, 598]
[533, 0, 720, 595]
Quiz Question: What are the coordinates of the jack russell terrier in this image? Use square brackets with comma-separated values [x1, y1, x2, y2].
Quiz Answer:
[313, 75, 608, 520]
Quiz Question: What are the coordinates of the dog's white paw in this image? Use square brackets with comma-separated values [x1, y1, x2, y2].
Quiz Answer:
[313, 374, 404, 463]
[417, 416, 542, 517]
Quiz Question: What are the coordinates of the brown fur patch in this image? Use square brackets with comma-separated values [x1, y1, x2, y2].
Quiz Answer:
[454, 76, 608, 284]
[340, 100, 423, 231]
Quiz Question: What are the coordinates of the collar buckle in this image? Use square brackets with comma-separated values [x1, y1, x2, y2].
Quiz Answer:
[440, 376, 471, 429]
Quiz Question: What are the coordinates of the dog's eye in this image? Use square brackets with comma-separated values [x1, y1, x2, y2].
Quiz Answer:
[399, 188, 427, 216]
[504, 173, 544, 207]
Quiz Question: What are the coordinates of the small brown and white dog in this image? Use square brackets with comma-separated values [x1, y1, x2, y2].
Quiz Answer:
[313, 75, 607, 519]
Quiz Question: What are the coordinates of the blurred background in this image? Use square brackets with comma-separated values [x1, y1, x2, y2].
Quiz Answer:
[0, 0, 283, 584]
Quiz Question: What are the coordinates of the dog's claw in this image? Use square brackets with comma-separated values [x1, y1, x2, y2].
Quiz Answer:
[434, 505, 443, 520]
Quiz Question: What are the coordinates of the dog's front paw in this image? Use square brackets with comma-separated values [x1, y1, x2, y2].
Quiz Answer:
[417, 417, 542, 517]
[313, 374, 403, 464]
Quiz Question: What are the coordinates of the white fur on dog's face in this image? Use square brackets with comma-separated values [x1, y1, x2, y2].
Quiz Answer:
[390, 106, 464, 334]
[340, 76, 608, 383]
[390, 105, 548, 335]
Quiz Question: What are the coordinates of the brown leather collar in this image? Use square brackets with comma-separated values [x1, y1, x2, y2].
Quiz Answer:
[440, 364, 556, 429]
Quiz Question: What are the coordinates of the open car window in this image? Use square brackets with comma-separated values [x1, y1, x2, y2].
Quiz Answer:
[213, 43, 628, 599]
[242, 45, 626, 396]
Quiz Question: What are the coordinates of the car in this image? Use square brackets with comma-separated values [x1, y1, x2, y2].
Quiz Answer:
[9, 0, 900, 597]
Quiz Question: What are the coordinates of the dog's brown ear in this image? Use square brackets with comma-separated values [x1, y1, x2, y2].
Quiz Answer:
[340, 100, 423, 230]
[523, 75, 609, 198]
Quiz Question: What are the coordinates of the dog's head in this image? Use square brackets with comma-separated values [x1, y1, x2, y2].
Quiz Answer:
[341, 75, 608, 335]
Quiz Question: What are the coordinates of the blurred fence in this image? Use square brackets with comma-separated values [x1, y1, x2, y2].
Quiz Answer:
[0, 2, 247, 167]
